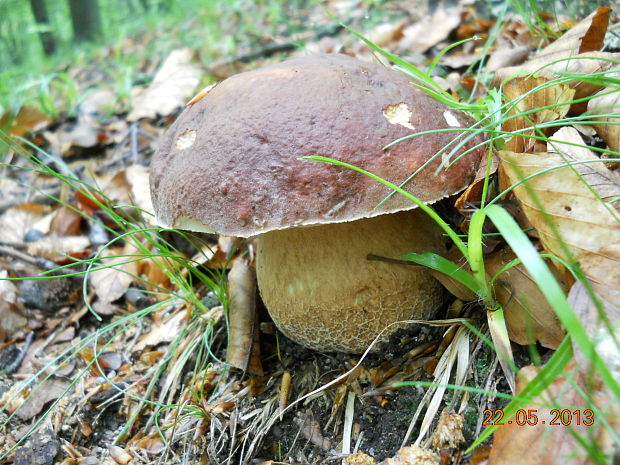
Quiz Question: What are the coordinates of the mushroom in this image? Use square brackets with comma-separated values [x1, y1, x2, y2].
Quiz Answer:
[150, 54, 483, 353]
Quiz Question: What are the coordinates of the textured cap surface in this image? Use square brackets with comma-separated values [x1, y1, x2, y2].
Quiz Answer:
[150, 54, 483, 237]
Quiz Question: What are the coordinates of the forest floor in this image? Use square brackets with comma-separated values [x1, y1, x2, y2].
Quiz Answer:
[0, 1, 619, 464]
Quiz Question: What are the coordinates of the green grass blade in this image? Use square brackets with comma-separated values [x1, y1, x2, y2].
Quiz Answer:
[485, 204, 620, 399]
[401, 252, 480, 294]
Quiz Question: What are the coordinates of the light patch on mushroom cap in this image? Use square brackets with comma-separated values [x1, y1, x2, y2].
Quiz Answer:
[175, 129, 196, 150]
[443, 111, 461, 127]
[383, 103, 415, 130]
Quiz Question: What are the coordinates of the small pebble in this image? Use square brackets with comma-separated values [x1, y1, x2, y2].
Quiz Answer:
[24, 229, 44, 242]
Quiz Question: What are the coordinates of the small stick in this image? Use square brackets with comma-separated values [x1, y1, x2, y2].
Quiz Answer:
[130, 122, 139, 164]
[279, 371, 292, 421]
[342, 391, 356, 455]
[0, 244, 58, 270]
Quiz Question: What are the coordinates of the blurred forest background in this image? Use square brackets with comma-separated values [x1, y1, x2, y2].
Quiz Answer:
[0, 0, 317, 117]
[0, 0, 613, 118]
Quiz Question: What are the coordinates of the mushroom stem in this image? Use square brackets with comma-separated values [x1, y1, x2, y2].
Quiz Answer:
[255, 209, 447, 353]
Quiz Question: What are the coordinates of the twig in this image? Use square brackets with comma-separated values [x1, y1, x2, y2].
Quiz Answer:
[0, 244, 58, 271]
[130, 122, 139, 164]
[342, 391, 356, 454]
[206, 23, 344, 74]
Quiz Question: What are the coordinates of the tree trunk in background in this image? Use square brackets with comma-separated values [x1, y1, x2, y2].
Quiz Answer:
[30, 0, 56, 55]
[68, 0, 102, 43]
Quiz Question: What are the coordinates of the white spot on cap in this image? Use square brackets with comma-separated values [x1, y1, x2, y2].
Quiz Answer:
[383, 103, 414, 130]
[443, 111, 461, 127]
[175, 129, 196, 150]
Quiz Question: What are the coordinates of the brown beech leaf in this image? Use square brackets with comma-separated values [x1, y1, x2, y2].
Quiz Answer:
[132, 311, 188, 354]
[499, 143, 620, 292]
[429, 247, 477, 302]
[89, 244, 139, 304]
[26, 235, 90, 261]
[587, 86, 620, 153]
[547, 126, 620, 200]
[0, 105, 52, 137]
[455, 149, 499, 221]
[226, 258, 262, 375]
[569, 281, 620, 379]
[398, 1, 463, 54]
[14, 378, 71, 421]
[488, 362, 598, 465]
[430, 245, 565, 348]
[493, 8, 612, 85]
[49, 205, 83, 236]
[0, 203, 53, 244]
[496, 50, 620, 116]
[485, 248, 565, 349]
[502, 76, 575, 153]
[0, 270, 27, 342]
[365, 20, 406, 48]
[577, 6, 612, 53]
[493, 8, 618, 116]
[125, 164, 156, 223]
[486, 42, 529, 73]
[128, 48, 202, 121]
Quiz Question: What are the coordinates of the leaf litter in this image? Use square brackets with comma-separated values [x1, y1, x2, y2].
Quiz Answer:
[0, 1, 619, 464]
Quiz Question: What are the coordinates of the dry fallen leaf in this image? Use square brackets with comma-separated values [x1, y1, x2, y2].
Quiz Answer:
[429, 245, 565, 349]
[49, 205, 83, 236]
[499, 140, 620, 291]
[429, 247, 478, 302]
[89, 243, 139, 304]
[493, 9, 618, 115]
[26, 235, 90, 261]
[126, 164, 156, 222]
[587, 85, 620, 153]
[0, 105, 52, 137]
[486, 248, 565, 349]
[132, 310, 187, 354]
[569, 281, 620, 380]
[226, 258, 262, 375]
[547, 126, 620, 200]
[128, 48, 202, 121]
[488, 363, 595, 465]
[398, 1, 463, 54]
[0, 270, 27, 341]
[455, 150, 499, 225]
[493, 7, 612, 85]
[42, 113, 102, 157]
[0, 203, 53, 244]
[365, 20, 406, 48]
[501, 76, 575, 153]
[15, 377, 71, 421]
[486, 42, 529, 72]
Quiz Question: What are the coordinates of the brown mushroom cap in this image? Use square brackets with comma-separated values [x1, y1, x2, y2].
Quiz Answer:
[150, 54, 486, 353]
[150, 54, 483, 237]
